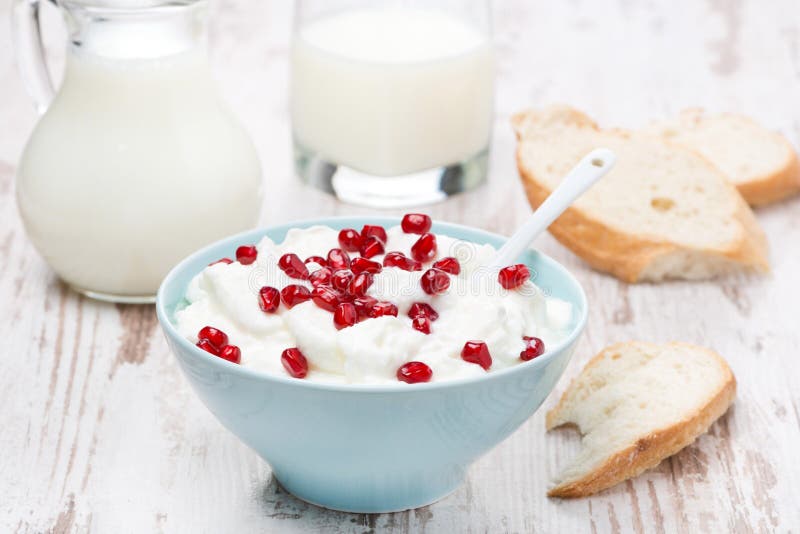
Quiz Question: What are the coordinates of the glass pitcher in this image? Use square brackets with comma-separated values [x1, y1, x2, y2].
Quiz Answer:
[12, 0, 262, 303]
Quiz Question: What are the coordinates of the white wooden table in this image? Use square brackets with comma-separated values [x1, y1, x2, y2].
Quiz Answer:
[2, 1, 799, 532]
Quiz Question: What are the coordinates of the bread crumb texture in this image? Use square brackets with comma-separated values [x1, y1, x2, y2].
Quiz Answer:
[546, 341, 736, 498]
[512, 105, 769, 282]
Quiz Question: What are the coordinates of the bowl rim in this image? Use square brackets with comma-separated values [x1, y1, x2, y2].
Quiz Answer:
[156, 216, 588, 393]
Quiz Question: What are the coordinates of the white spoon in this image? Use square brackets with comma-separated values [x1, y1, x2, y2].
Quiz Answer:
[489, 148, 617, 269]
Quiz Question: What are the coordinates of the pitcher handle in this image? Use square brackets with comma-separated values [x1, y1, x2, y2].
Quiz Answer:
[11, 0, 56, 113]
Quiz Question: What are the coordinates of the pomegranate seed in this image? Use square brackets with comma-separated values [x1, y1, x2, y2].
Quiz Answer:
[461, 341, 492, 370]
[361, 224, 387, 244]
[369, 301, 398, 318]
[498, 264, 531, 289]
[521, 336, 546, 361]
[305, 255, 328, 267]
[236, 245, 258, 265]
[411, 316, 431, 335]
[209, 257, 233, 266]
[397, 361, 432, 383]
[312, 285, 342, 312]
[420, 268, 450, 295]
[218, 344, 241, 364]
[360, 237, 385, 259]
[349, 272, 373, 297]
[333, 302, 358, 329]
[408, 302, 439, 321]
[401, 213, 432, 235]
[331, 269, 354, 292]
[308, 267, 333, 287]
[350, 256, 382, 275]
[279, 253, 309, 280]
[198, 326, 228, 349]
[196, 339, 220, 355]
[281, 284, 311, 308]
[353, 296, 378, 319]
[281, 348, 308, 378]
[327, 248, 351, 270]
[258, 286, 281, 313]
[433, 257, 460, 275]
[338, 228, 363, 252]
[383, 251, 422, 271]
[410, 233, 437, 263]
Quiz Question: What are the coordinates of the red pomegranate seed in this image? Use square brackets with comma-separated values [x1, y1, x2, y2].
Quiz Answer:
[369, 301, 398, 318]
[420, 268, 450, 295]
[308, 267, 333, 287]
[408, 302, 439, 321]
[397, 361, 432, 383]
[196, 339, 220, 355]
[401, 213, 432, 235]
[349, 272, 373, 297]
[281, 284, 311, 308]
[410, 233, 437, 263]
[305, 255, 328, 267]
[278, 253, 310, 280]
[327, 248, 351, 270]
[209, 257, 233, 266]
[331, 269, 354, 292]
[281, 348, 308, 378]
[312, 285, 342, 312]
[360, 237, 385, 259]
[461, 341, 492, 370]
[411, 316, 431, 335]
[236, 245, 258, 265]
[258, 286, 281, 313]
[350, 256, 382, 275]
[333, 302, 358, 329]
[498, 264, 531, 289]
[521, 336, 546, 361]
[198, 326, 228, 349]
[218, 344, 242, 364]
[361, 224, 387, 244]
[383, 251, 422, 271]
[433, 257, 460, 275]
[353, 296, 378, 319]
[338, 228, 363, 252]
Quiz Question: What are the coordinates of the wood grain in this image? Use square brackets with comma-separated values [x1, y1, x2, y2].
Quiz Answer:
[1, 0, 799, 532]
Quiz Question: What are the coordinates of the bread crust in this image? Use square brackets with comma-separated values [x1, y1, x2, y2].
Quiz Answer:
[736, 143, 800, 206]
[545, 342, 736, 498]
[652, 108, 800, 206]
[512, 108, 770, 282]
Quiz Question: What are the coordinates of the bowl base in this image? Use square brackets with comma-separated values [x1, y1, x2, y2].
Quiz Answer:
[274, 472, 464, 514]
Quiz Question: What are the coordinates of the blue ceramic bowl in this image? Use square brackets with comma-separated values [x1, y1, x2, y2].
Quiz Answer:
[156, 217, 588, 513]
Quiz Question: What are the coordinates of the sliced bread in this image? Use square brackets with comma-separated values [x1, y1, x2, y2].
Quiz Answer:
[512, 106, 769, 282]
[546, 341, 736, 498]
[646, 109, 800, 206]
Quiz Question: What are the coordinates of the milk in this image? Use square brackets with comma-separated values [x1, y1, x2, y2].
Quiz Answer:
[16, 47, 262, 299]
[290, 9, 494, 177]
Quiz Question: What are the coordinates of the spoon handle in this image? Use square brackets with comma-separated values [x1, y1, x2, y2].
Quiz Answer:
[490, 148, 617, 269]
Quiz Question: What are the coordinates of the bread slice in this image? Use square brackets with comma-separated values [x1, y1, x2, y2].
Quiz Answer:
[546, 341, 736, 498]
[512, 106, 769, 282]
[646, 109, 800, 206]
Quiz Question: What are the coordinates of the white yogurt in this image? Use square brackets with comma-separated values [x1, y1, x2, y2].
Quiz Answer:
[176, 226, 573, 384]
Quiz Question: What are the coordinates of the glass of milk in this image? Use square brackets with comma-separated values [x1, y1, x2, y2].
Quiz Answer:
[291, 0, 494, 207]
[12, 0, 262, 303]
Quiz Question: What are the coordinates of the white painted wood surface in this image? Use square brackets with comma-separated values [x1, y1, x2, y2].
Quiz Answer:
[2, 0, 799, 532]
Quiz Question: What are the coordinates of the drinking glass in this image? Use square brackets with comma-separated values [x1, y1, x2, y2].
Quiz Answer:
[291, 0, 494, 207]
